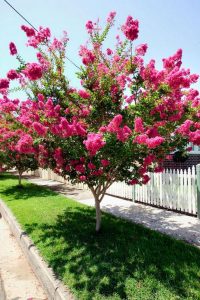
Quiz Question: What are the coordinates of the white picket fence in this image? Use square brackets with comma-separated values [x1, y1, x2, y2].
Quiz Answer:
[107, 167, 197, 215]
[34, 166, 197, 216]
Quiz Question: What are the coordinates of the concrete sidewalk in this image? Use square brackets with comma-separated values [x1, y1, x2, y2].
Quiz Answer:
[0, 214, 47, 300]
[28, 176, 200, 248]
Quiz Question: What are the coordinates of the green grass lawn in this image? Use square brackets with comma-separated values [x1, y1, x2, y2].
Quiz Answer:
[0, 173, 200, 300]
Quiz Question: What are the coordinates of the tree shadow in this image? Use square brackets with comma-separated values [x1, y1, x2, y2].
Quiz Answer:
[0, 173, 18, 181]
[24, 206, 200, 299]
[0, 173, 57, 200]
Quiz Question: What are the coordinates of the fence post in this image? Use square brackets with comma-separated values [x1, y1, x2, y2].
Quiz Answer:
[132, 185, 135, 202]
[196, 164, 200, 219]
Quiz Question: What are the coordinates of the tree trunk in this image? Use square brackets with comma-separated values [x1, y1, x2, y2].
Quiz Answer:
[95, 196, 101, 232]
[18, 171, 23, 186]
[90, 183, 112, 232]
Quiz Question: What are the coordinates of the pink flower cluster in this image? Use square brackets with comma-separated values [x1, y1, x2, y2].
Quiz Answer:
[176, 120, 200, 145]
[107, 11, 116, 24]
[78, 90, 90, 99]
[83, 133, 106, 156]
[53, 148, 64, 168]
[135, 44, 148, 56]
[134, 117, 144, 133]
[58, 118, 86, 138]
[15, 134, 34, 154]
[122, 16, 139, 41]
[24, 63, 43, 81]
[163, 49, 182, 69]
[33, 122, 48, 137]
[21, 25, 35, 37]
[21, 25, 51, 48]
[0, 79, 9, 89]
[85, 21, 94, 34]
[134, 134, 165, 149]
[79, 46, 95, 66]
[9, 42, 17, 55]
[7, 70, 19, 80]
[103, 114, 132, 142]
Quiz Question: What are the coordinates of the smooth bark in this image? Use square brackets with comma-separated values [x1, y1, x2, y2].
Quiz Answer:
[95, 196, 101, 232]
[18, 170, 23, 186]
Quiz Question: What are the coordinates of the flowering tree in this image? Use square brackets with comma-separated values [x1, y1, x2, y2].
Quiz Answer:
[0, 97, 38, 186]
[1, 13, 200, 230]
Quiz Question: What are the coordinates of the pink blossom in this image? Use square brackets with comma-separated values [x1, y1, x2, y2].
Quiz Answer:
[79, 157, 85, 163]
[7, 70, 19, 80]
[142, 174, 150, 184]
[0, 79, 9, 89]
[49, 38, 65, 51]
[88, 162, 96, 170]
[134, 134, 148, 144]
[91, 169, 103, 176]
[37, 53, 50, 70]
[135, 44, 148, 56]
[146, 137, 165, 149]
[99, 126, 107, 133]
[126, 95, 135, 104]
[117, 126, 132, 142]
[163, 49, 182, 69]
[80, 175, 86, 181]
[15, 134, 34, 154]
[53, 148, 64, 167]
[139, 167, 147, 175]
[143, 155, 155, 166]
[37, 26, 51, 41]
[134, 117, 144, 133]
[106, 48, 113, 55]
[37, 93, 45, 102]
[186, 146, 193, 152]
[107, 11, 116, 23]
[75, 122, 87, 136]
[83, 133, 106, 156]
[79, 46, 95, 65]
[80, 108, 90, 117]
[24, 63, 43, 81]
[177, 120, 193, 135]
[21, 25, 35, 37]
[189, 130, 200, 145]
[33, 122, 47, 137]
[116, 74, 127, 89]
[122, 16, 139, 41]
[101, 159, 110, 167]
[154, 166, 164, 173]
[9, 42, 17, 55]
[86, 21, 94, 33]
[78, 90, 90, 99]
[107, 114, 123, 132]
[75, 164, 85, 173]
[129, 179, 139, 185]
[65, 165, 71, 172]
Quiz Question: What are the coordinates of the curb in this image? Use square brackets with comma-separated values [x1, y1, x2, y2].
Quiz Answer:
[0, 274, 6, 300]
[0, 199, 75, 300]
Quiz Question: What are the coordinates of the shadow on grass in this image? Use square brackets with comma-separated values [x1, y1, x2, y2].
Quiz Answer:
[0, 173, 18, 181]
[0, 173, 57, 200]
[1, 172, 200, 299]
[25, 206, 200, 300]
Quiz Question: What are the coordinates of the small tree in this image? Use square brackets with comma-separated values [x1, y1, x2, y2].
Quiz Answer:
[0, 97, 38, 186]
[4, 13, 200, 230]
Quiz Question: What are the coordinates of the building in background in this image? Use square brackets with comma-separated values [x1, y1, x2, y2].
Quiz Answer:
[163, 144, 200, 170]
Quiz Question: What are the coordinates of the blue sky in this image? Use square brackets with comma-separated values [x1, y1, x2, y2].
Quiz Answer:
[1, 0, 200, 98]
